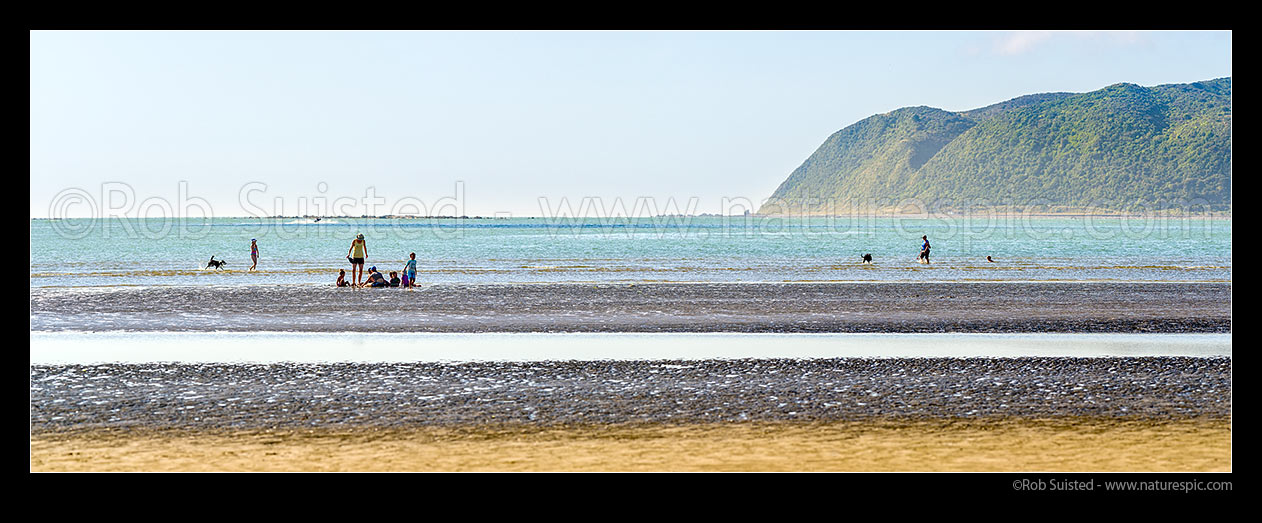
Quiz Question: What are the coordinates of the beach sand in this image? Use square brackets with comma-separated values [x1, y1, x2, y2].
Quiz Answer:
[30, 282, 1231, 333]
[31, 418, 1231, 472]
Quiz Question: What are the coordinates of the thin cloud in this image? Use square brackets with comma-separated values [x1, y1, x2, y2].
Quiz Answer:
[994, 31, 1054, 56]
[991, 30, 1149, 56]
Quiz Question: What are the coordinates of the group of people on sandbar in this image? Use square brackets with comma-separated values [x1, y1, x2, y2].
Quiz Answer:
[336, 266, 406, 288]
[337, 233, 418, 288]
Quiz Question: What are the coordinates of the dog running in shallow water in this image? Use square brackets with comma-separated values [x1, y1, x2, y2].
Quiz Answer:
[861, 253, 872, 264]
[206, 256, 227, 270]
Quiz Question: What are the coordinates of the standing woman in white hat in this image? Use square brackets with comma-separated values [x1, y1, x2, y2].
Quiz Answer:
[348, 233, 367, 285]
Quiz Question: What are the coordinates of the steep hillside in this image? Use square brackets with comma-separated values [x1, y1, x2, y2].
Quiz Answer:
[760, 78, 1231, 214]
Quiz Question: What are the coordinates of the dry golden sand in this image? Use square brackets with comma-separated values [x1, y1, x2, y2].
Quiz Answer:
[31, 417, 1230, 472]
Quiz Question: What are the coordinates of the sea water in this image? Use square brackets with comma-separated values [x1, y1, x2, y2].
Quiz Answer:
[28, 332, 1233, 364]
[29, 215, 1232, 288]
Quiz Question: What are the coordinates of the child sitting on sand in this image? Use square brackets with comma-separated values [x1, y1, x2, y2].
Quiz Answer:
[336, 269, 350, 287]
[389, 271, 400, 287]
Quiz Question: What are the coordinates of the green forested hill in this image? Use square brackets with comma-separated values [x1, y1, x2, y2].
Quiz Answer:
[759, 78, 1231, 214]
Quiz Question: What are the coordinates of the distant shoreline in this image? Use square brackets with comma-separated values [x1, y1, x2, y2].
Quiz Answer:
[753, 212, 1232, 220]
[30, 212, 1233, 220]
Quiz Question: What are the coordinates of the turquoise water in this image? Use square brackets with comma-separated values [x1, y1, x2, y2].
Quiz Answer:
[30, 215, 1231, 287]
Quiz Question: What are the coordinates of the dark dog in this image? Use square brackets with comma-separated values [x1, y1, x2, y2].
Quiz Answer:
[861, 253, 872, 264]
[206, 256, 227, 270]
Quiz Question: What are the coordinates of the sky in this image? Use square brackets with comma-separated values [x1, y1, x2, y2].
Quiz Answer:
[30, 30, 1232, 218]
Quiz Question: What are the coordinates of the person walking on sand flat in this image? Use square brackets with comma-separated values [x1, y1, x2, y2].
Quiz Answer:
[249, 239, 259, 271]
[348, 233, 368, 285]
[918, 235, 931, 264]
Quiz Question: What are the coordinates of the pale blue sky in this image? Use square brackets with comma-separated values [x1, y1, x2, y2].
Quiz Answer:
[30, 30, 1231, 218]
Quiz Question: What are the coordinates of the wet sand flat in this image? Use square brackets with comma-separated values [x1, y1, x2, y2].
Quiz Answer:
[31, 357, 1231, 471]
[30, 418, 1231, 472]
[30, 282, 1231, 332]
[31, 358, 1231, 431]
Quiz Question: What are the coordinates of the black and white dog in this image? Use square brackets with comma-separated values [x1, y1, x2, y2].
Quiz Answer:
[206, 256, 227, 270]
